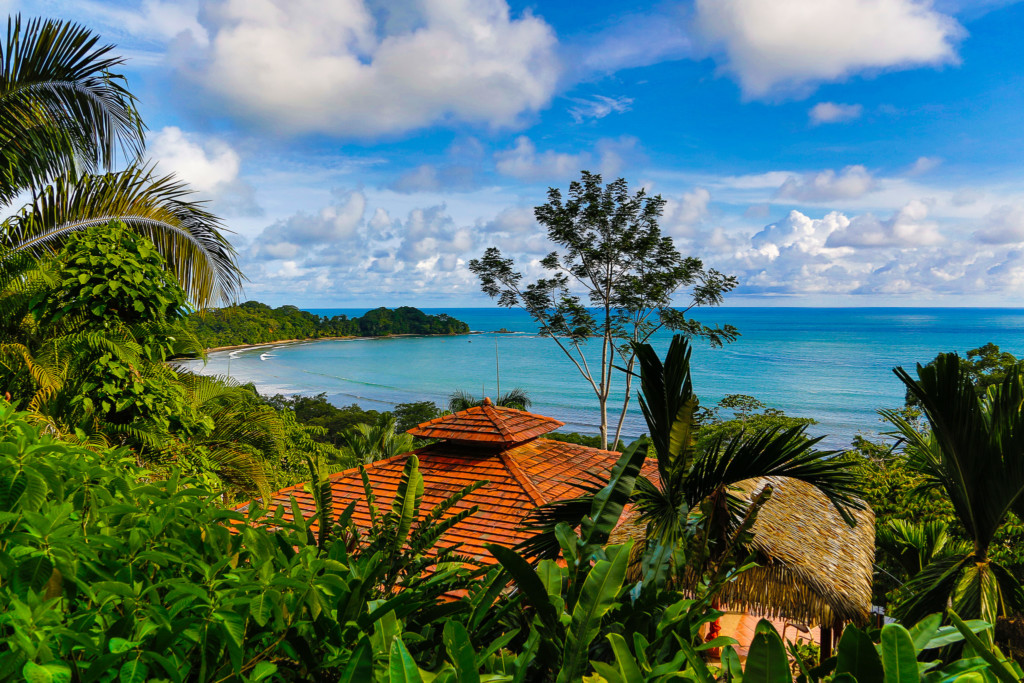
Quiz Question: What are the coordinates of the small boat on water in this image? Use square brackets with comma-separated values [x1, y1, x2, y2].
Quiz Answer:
[260, 353, 276, 361]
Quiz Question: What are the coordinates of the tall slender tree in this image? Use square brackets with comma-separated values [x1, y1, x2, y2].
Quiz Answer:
[470, 171, 736, 450]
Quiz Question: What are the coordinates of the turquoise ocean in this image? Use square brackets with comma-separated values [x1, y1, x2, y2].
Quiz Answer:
[179, 308, 1024, 450]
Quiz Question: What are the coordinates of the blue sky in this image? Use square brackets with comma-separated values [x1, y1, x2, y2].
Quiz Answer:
[15, 0, 1024, 307]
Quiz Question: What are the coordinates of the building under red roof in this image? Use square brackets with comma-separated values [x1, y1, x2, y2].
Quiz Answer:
[259, 399, 647, 561]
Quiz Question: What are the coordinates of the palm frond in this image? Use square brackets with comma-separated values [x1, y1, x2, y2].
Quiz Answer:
[2, 165, 242, 307]
[0, 17, 144, 159]
[687, 426, 864, 525]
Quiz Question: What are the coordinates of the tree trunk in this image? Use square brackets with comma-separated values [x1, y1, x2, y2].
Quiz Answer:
[612, 355, 636, 451]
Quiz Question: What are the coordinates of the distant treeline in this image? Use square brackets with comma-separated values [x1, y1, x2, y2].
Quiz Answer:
[187, 301, 470, 348]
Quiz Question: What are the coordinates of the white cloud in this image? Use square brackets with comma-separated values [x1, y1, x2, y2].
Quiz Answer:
[76, 0, 207, 45]
[568, 95, 634, 123]
[389, 164, 477, 194]
[396, 205, 475, 264]
[251, 190, 367, 261]
[975, 204, 1024, 244]
[907, 156, 943, 175]
[149, 126, 261, 216]
[694, 0, 963, 97]
[180, 0, 559, 137]
[809, 102, 863, 125]
[664, 187, 711, 237]
[495, 137, 585, 181]
[494, 136, 640, 182]
[776, 165, 876, 202]
[150, 126, 240, 193]
[825, 200, 943, 247]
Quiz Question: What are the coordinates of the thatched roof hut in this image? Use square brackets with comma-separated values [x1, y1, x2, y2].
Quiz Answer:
[610, 475, 875, 627]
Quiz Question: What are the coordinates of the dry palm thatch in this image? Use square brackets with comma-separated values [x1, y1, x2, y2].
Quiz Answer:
[611, 475, 875, 627]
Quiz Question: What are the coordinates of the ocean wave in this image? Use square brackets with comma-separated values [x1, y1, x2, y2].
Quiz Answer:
[299, 370, 403, 391]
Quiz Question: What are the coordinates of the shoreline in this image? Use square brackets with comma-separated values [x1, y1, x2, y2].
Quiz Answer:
[203, 331, 474, 355]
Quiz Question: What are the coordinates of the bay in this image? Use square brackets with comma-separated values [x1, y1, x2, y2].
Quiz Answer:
[179, 307, 1024, 450]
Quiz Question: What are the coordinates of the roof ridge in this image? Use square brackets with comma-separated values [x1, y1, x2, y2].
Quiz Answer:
[498, 450, 547, 506]
[482, 402, 515, 439]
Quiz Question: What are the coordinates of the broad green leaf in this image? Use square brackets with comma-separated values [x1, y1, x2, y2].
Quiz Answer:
[22, 662, 71, 683]
[443, 621, 480, 683]
[580, 440, 647, 548]
[392, 456, 424, 549]
[389, 639, 425, 683]
[881, 624, 920, 683]
[250, 661, 278, 681]
[119, 660, 148, 683]
[946, 610, 1019, 683]
[250, 591, 277, 627]
[836, 626, 884, 683]
[909, 614, 942, 651]
[721, 646, 743, 683]
[744, 621, 790, 683]
[605, 633, 643, 683]
[557, 545, 630, 683]
[487, 543, 562, 637]
[338, 637, 373, 683]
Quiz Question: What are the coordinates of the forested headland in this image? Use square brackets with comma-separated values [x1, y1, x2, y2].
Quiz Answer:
[186, 301, 470, 349]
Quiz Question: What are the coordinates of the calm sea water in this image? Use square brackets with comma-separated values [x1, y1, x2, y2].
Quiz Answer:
[178, 308, 1024, 450]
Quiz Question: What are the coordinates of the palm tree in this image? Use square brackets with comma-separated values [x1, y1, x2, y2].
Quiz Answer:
[447, 387, 531, 412]
[882, 353, 1024, 625]
[630, 336, 864, 584]
[521, 335, 863, 589]
[0, 16, 241, 307]
[341, 414, 415, 464]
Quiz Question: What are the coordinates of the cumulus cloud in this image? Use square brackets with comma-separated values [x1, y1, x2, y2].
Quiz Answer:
[494, 137, 584, 181]
[148, 126, 261, 216]
[179, 0, 559, 136]
[250, 190, 367, 261]
[494, 136, 639, 181]
[694, 0, 963, 97]
[776, 165, 876, 202]
[907, 156, 943, 175]
[825, 200, 943, 247]
[809, 102, 863, 125]
[388, 164, 477, 193]
[664, 188, 711, 237]
[396, 205, 475, 264]
[685, 202, 1024, 300]
[975, 205, 1024, 244]
[568, 95, 634, 123]
[479, 206, 547, 254]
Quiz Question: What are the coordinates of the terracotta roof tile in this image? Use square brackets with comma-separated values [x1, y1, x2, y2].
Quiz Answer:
[407, 398, 563, 446]
[258, 437, 654, 564]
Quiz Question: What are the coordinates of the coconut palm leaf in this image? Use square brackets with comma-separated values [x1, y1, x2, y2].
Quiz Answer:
[2, 165, 241, 306]
[0, 15, 144, 201]
[497, 387, 531, 410]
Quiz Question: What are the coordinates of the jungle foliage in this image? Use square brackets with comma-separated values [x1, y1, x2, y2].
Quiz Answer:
[187, 303, 469, 349]
[1, 403, 1020, 682]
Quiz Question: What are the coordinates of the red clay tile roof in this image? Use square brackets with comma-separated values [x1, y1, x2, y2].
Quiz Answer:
[407, 397, 564, 446]
[259, 437, 654, 564]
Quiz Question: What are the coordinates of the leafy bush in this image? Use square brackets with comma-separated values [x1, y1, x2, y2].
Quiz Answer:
[0, 402, 482, 681]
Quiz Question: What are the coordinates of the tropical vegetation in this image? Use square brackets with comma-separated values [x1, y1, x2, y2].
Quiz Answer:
[188, 302, 469, 349]
[470, 170, 738, 449]
[1, 11, 1024, 682]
